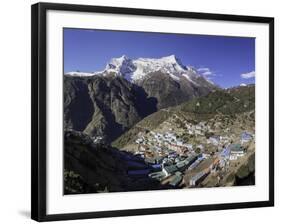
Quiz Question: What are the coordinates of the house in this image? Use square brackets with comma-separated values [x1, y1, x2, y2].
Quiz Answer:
[186, 144, 193, 150]
[169, 174, 183, 187]
[241, 131, 253, 144]
[202, 153, 210, 159]
[220, 136, 230, 142]
[176, 154, 198, 170]
[229, 144, 245, 155]
[176, 161, 186, 170]
[175, 171, 182, 176]
[148, 171, 166, 180]
[220, 147, 230, 159]
[219, 159, 226, 167]
[189, 170, 209, 186]
[194, 129, 202, 135]
[176, 140, 184, 146]
[188, 157, 204, 170]
[168, 151, 177, 157]
[188, 129, 193, 135]
[135, 138, 143, 144]
[162, 164, 178, 176]
[209, 135, 220, 145]
[219, 147, 231, 165]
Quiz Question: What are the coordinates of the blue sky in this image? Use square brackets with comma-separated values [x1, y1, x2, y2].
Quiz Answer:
[64, 28, 255, 88]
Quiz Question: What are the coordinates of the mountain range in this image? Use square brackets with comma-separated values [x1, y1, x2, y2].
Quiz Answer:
[64, 55, 218, 142]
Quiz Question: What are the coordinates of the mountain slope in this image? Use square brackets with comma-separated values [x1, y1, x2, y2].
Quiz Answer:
[179, 84, 255, 114]
[135, 70, 215, 109]
[64, 75, 157, 142]
[113, 85, 255, 148]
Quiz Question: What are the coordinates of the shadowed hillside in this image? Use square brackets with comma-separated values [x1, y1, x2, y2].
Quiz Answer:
[64, 131, 173, 194]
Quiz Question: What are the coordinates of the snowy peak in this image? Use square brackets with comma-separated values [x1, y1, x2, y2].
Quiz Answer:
[159, 54, 185, 68]
[65, 55, 212, 87]
[161, 54, 177, 61]
[105, 55, 136, 79]
[105, 55, 131, 70]
[104, 54, 186, 75]
[135, 55, 186, 71]
[129, 55, 187, 81]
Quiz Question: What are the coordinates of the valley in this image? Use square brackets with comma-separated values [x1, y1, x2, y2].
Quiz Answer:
[63, 55, 255, 193]
[113, 85, 255, 188]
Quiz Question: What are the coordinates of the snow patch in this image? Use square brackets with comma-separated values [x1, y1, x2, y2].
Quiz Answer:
[65, 71, 96, 77]
[182, 74, 199, 86]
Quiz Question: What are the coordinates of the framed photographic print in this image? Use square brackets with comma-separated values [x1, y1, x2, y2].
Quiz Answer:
[31, 2, 274, 222]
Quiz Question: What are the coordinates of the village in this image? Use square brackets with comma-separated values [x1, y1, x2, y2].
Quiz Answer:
[124, 118, 255, 188]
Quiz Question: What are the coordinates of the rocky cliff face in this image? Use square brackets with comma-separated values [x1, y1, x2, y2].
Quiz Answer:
[135, 71, 215, 109]
[64, 75, 157, 142]
[64, 77, 93, 131]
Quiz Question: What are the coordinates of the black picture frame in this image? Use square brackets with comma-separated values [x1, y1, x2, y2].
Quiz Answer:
[31, 2, 274, 222]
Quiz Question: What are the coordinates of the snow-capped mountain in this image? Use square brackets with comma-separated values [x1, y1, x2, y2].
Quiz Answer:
[66, 55, 207, 86]
[64, 55, 218, 142]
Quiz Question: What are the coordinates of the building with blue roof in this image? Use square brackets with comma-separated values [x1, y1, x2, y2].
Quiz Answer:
[241, 131, 253, 144]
